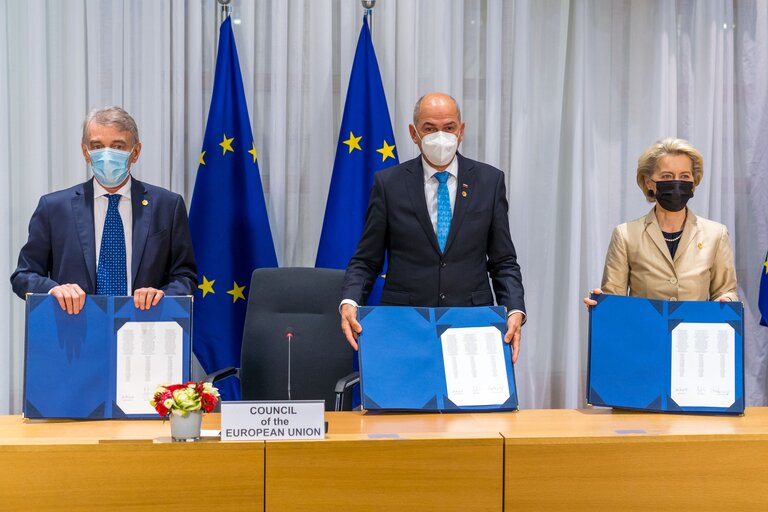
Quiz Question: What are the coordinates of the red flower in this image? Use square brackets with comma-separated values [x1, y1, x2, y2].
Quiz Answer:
[201, 393, 217, 413]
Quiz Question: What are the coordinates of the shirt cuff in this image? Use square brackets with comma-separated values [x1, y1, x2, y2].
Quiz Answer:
[507, 309, 526, 325]
[339, 299, 359, 314]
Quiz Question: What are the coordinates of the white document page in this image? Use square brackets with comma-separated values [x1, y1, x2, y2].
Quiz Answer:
[670, 322, 735, 408]
[116, 322, 184, 415]
[441, 326, 510, 406]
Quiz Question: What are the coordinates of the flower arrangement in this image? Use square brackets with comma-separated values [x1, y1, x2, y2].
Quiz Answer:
[150, 381, 220, 418]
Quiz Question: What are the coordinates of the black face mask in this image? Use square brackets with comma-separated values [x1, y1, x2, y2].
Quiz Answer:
[651, 180, 694, 212]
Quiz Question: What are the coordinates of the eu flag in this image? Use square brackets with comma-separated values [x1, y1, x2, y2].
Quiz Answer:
[315, 17, 398, 284]
[189, 17, 278, 400]
[760, 252, 768, 325]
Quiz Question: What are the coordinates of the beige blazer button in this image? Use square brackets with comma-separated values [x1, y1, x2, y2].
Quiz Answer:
[669, 297, 678, 301]
[670, 277, 678, 284]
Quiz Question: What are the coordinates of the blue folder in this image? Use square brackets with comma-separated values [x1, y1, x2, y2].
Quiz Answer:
[357, 306, 518, 412]
[24, 294, 192, 419]
[588, 294, 744, 414]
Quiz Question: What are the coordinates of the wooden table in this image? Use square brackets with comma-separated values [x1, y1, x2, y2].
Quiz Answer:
[495, 408, 768, 511]
[0, 414, 264, 511]
[2, 408, 768, 511]
[315, 408, 768, 511]
[267, 427, 502, 511]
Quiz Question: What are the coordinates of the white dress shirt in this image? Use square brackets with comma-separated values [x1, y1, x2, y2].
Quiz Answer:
[422, 156, 458, 233]
[93, 177, 133, 294]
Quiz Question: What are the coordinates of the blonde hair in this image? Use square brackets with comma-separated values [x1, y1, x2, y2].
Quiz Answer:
[636, 138, 703, 201]
[82, 106, 140, 146]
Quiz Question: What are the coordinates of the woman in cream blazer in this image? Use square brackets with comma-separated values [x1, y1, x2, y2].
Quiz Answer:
[585, 138, 738, 305]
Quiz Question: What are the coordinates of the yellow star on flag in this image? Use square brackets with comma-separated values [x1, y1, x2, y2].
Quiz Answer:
[764, 255, 768, 275]
[220, 134, 235, 155]
[227, 281, 246, 303]
[199, 276, 215, 297]
[248, 141, 258, 163]
[199, 151, 206, 166]
[376, 140, 396, 161]
[342, 132, 362, 153]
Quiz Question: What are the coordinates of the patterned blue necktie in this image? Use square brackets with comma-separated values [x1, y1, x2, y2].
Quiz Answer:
[96, 194, 127, 295]
[434, 172, 452, 252]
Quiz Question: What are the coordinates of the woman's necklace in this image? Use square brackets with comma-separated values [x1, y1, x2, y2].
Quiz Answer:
[657, 207, 687, 243]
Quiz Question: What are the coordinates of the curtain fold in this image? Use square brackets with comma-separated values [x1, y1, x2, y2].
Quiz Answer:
[1, 0, 766, 413]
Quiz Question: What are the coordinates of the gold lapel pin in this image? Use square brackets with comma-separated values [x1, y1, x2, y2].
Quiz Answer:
[697, 242, 703, 249]
[461, 191, 467, 198]
[142, 199, 149, 206]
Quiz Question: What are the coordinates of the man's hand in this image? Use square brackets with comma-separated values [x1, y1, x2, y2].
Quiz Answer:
[340, 303, 362, 350]
[504, 311, 524, 363]
[50, 283, 86, 315]
[134, 287, 165, 310]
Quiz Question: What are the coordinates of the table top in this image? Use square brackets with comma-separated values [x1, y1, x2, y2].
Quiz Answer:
[2, 406, 768, 445]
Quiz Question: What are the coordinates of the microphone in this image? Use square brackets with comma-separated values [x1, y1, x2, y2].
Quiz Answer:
[285, 327, 294, 400]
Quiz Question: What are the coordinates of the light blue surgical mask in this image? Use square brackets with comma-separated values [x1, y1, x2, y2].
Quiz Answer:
[89, 147, 133, 187]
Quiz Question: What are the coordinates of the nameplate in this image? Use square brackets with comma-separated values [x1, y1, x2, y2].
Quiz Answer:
[220, 400, 325, 441]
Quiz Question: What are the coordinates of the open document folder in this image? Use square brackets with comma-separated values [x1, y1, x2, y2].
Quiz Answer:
[24, 294, 192, 419]
[357, 306, 518, 412]
[588, 294, 744, 415]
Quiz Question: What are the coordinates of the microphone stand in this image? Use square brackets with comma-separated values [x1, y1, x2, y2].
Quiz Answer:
[285, 328, 294, 400]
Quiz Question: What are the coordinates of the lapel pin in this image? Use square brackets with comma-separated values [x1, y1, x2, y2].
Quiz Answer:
[142, 199, 149, 206]
[697, 242, 703, 249]
[462, 183, 469, 189]
[461, 191, 467, 198]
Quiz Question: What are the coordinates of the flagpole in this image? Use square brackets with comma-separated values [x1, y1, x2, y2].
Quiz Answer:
[215, 0, 232, 77]
[362, 0, 375, 39]
[213, 0, 232, 58]
[217, 0, 232, 25]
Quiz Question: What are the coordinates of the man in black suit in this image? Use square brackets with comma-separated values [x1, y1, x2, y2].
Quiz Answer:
[11, 106, 197, 314]
[340, 92, 526, 362]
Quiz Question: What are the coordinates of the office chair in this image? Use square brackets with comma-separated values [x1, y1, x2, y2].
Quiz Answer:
[207, 267, 359, 411]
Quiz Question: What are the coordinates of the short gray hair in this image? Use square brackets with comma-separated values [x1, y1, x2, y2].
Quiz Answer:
[412, 94, 462, 125]
[82, 106, 140, 146]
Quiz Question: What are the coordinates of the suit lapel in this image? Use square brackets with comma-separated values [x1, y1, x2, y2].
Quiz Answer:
[131, 178, 151, 288]
[443, 154, 474, 254]
[405, 157, 441, 254]
[72, 179, 97, 291]
[673, 209, 699, 264]
[644, 209, 674, 267]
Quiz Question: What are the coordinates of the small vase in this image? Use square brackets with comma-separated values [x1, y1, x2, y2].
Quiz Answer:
[169, 410, 203, 442]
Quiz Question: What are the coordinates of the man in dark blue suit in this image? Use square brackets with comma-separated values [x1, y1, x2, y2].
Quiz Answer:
[341, 93, 526, 362]
[11, 106, 196, 314]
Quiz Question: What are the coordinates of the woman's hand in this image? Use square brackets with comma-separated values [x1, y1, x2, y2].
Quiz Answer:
[583, 288, 603, 309]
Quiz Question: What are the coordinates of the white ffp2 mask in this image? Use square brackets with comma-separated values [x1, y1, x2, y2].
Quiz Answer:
[419, 131, 458, 167]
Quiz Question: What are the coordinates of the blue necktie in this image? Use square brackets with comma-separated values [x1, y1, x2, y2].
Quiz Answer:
[434, 172, 452, 252]
[96, 194, 127, 295]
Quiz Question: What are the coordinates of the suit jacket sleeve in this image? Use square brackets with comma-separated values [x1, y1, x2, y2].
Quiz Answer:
[341, 172, 388, 305]
[600, 225, 630, 295]
[160, 194, 197, 296]
[486, 171, 526, 313]
[10, 196, 59, 298]
[710, 225, 738, 301]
